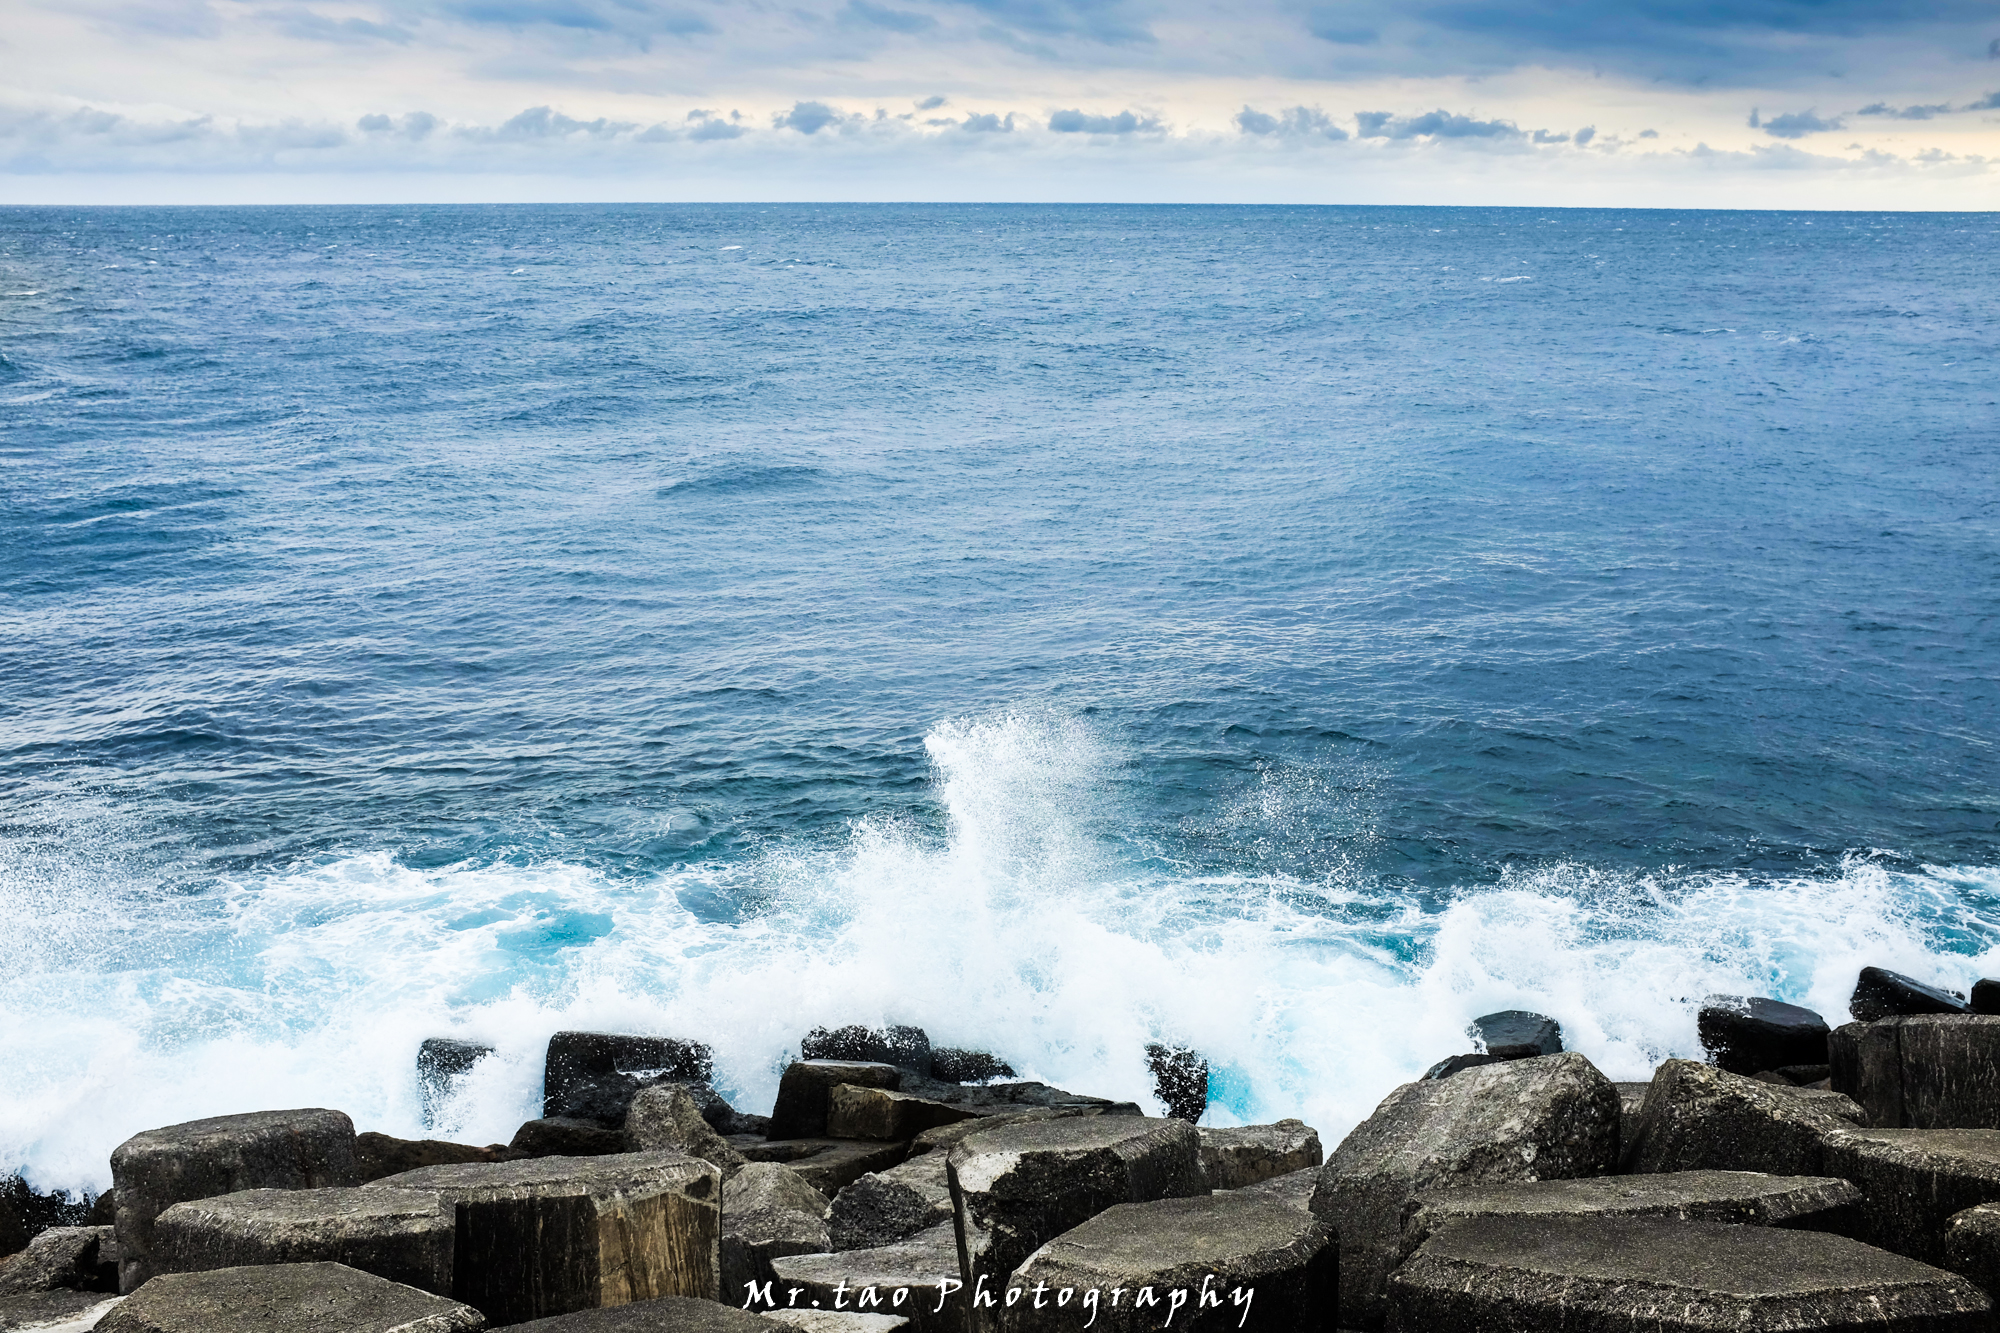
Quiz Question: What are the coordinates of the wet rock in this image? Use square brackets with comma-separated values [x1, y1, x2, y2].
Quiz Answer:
[1831, 1015, 2000, 1130]
[1614, 1082, 1649, 1149]
[828, 1156, 950, 1252]
[1387, 1214, 1989, 1333]
[1778, 1063, 1833, 1084]
[802, 1028, 932, 1078]
[1973, 981, 2000, 1016]
[417, 1040, 494, 1131]
[946, 1115, 1204, 1328]
[768, 1223, 962, 1333]
[825, 1090, 976, 1144]
[509, 1119, 628, 1158]
[1823, 1129, 2000, 1266]
[737, 1142, 909, 1198]
[1697, 995, 1831, 1077]
[1621, 1059, 1855, 1176]
[150, 1187, 452, 1295]
[368, 1151, 720, 1324]
[1144, 1045, 1208, 1123]
[1197, 1120, 1322, 1191]
[109, 1109, 361, 1294]
[355, 1134, 518, 1184]
[0, 1180, 104, 1262]
[903, 1082, 1132, 1119]
[627, 1086, 749, 1178]
[1853, 967, 1970, 1023]
[1469, 1010, 1562, 1058]
[907, 1108, 1100, 1157]
[0, 1288, 120, 1329]
[1002, 1191, 1333, 1333]
[93, 1261, 483, 1333]
[761, 1313, 907, 1333]
[1421, 1054, 1507, 1080]
[0, 1228, 116, 1296]
[927, 1052, 1014, 1085]
[720, 1164, 830, 1312]
[1310, 1051, 1618, 1329]
[543, 1033, 715, 1121]
[769, 1065, 903, 1142]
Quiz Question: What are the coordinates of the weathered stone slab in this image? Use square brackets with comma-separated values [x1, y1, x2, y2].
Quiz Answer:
[769, 1066, 902, 1142]
[767, 1223, 961, 1333]
[544, 1034, 715, 1120]
[0, 1288, 120, 1330]
[1853, 967, 1970, 1022]
[0, 1228, 115, 1297]
[368, 1151, 720, 1324]
[946, 1115, 1204, 1329]
[802, 1028, 932, 1077]
[356, 1135, 516, 1185]
[511, 1119, 629, 1158]
[1621, 1059, 1853, 1176]
[93, 1262, 483, 1333]
[1387, 1214, 1989, 1333]
[1831, 1016, 2000, 1130]
[110, 1109, 361, 1293]
[1698, 996, 1831, 1076]
[828, 1157, 950, 1251]
[627, 1087, 749, 1178]
[1233, 1166, 1319, 1211]
[1421, 1054, 1507, 1080]
[418, 1040, 494, 1131]
[1822, 1129, 2000, 1266]
[1470, 1010, 1562, 1058]
[721, 1166, 831, 1311]
[1309, 1051, 1619, 1329]
[1002, 1190, 1334, 1332]
[1944, 1202, 2000, 1300]
[1198, 1120, 1322, 1190]
[503, 1294, 775, 1330]
[150, 1187, 452, 1295]
[907, 1109, 1101, 1158]
[825, 1090, 976, 1144]
[761, 1312, 906, 1332]
[774, 1143, 909, 1198]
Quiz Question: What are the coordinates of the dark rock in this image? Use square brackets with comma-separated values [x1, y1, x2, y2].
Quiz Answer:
[0, 1288, 120, 1328]
[1232, 1165, 1320, 1211]
[417, 1040, 494, 1131]
[1945, 1201, 2000, 1300]
[1697, 995, 1831, 1076]
[734, 1115, 772, 1139]
[0, 1226, 116, 1295]
[1822, 1129, 2000, 1266]
[1421, 1054, 1507, 1080]
[1778, 1063, 1833, 1083]
[543, 1033, 714, 1121]
[1386, 1214, 1990, 1333]
[825, 1090, 977, 1144]
[504, 1295, 775, 1331]
[94, 1261, 484, 1333]
[355, 1133, 519, 1184]
[1144, 1044, 1208, 1123]
[769, 1064, 902, 1142]
[907, 1108, 1105, 1157]
[928, 1051, 1015, 1085]
[110, 1108, 361, 1293]
[768, 1223, 963, 1333]
[510, 1118, 628, 1157]
[1853, 967, 1970, 1023]
[1614, 1082, 1649, 1150]
[1621, 1060, 1855, 1176]
[367, 1151, 721, 1324]
[1197, 1121, 1322, 1190]
[828, 1155, 951, 1251]
[763, 1314, 908, 1333]
[627, 1086, 749, 1177]
[0, 1178, 104, 1262]
[1469, 1010, 1562, 1059]
[151, 1187, 453, 1295]
[1002, 1191, 1334, 1332]
[1973, 981, 2000, 1016]
[1309, 1051, 1619, 1329]
[802, 1028, 932, 1078]
[946, 1115, 1205, 1328]
[787, 1143, 910, 1197]
[720, 1164, 830, 1311]
[1831, 1016, 2000, 1130]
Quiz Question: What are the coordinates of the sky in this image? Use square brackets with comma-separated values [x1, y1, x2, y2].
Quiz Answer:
[2, 0, 1998, 203]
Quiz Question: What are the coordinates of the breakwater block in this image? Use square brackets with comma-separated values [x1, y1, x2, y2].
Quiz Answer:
[368, 1151, 720, 1324]
[1853, 968, 1970, 1023]
[417, 1040, 494, 1130]
[770, 1064, 903, 1141]
[94, 1261, 484, 1333]
[1309, 1051, 1619, 1329]
[803, 1027, 933, 1077]
[1387, 1214, 1989, 1332]
[0, 1224, 116, 1295]
[1198, 1120, 1322, 1190]
[827, 1089, 978, 1143]
[1001, 1191, 1334, 1333]
[1470, 1010, 1563, 1058]
[770, 1222, 962, 1333]
[110, 1109, 361, 1293]
[764, 1312, 909, 1332]
[628, 1086, 749, 1177]
[829, 1154, 951, 1252]
[510, 1118, 628, 1158]
[1621, 1060, 1855, 1176]
[946, 1115, 1204, 1328]
[150, 1186, 452, 1295]
[1698, 996, 1831, 1076]
[543, 1033, 715, 1121]
[1832, 1016, 2000, 1130]
[356, 1133, 516, 1183]
[1823, 1129, 2000, 1267]
[1946, 1202, 2000, 1301]
[467, 1293, 770, 1331]
[721, 1164, 830, 1311]
[1235, 1165, 1319, 1210]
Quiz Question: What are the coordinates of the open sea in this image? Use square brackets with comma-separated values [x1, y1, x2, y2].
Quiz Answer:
[2, 202, 1997, 1196]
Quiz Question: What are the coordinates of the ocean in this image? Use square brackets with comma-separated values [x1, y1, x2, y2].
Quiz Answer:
[2, 202, 1996, 1196]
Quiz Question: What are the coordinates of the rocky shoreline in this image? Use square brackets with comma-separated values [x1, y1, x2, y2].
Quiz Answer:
[8, 966, 2000, 1331]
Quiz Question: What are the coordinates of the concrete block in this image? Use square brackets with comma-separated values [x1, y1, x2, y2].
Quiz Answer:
[150, 1187, 451, 1294]
[769, 1066, 901, 1142]
[768, 1224, 962, 1333]
[721, 1166, 831, 1311]
[1198, 1120, 1322, 1190]
[93, 1262, 482, 1333]
[825, 1091, 976, 1144]
[828, 1156, 950, 1252]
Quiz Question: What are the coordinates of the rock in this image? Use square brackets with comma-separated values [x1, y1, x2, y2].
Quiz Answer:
[1231, 1166, 1319, 1210]
[0, 1228, 116, 1296]
[1823, 1129, 2000, 1266]
[1469, 1010, 1562, 1058]
[999, 1191, 1332, 1332]
[149, 1188, 452, 1295]
[768, 1224, 962, 1333]
[899, 1081, 1129, 1120]
[1421, 1054, 1506, 1080]
[720, 1166, 831, 1310]
[1697, 995, 1831, 1076]
[762, 1313, 906, 1333]
[628, 1087, 749, 1178]
[1853, 967, 1970, 1023]
[828, 1157, 950, 1251]
[93, 1262, 483, 1333]
[1143, 1045, 1208, 1123]
[769, 1065, 902, 1142]
[825, 1090, 977, 1144]
[368, 1151, 721, 1324]
[1197, 1120, 1322, 1190]
[1387, 1214, 1990, 1333]
[0, 1181, 103, 1264]
[1621, 1059, 1855, 1176]
[1778, 1064, 1834, 1084]
[1974, 981, 2000, 1016]
[510, 1119, 629, 1157]
[0, 1288, 120, 1329]
[1832, 1015, 2000, 1130]
[544, 1033, 715, 1120]
[737, 1142, 909, 1198]
[945, 1115, 1204, 1326]
[927, 1052, 1014, 1085]
[1614, 1082, 1649, 1148]
[907, 1109, 1108, 1158]
[802, 1028, 932, 1078]
[1945, 1201, 2000, 1300]
[417, 1040, 494, 1131]
[355, 1134, 517, 1184]
[502, 1296, 774, 1330]
[1308, 1051, 1619, 1330]
[109, 1109, 361, 1293]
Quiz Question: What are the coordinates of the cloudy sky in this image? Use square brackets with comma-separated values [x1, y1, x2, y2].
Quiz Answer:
[3, 0, 1998, 203]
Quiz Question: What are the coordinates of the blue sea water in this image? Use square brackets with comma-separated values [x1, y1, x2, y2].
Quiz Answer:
[2, 203, 1997, 1193]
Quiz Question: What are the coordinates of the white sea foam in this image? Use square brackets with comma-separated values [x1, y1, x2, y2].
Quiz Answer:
[3, 712, 1997, 1195]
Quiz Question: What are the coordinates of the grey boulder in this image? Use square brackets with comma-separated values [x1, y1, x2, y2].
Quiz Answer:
[768, 1223, 962, 1333]
[0, 1227, 116, 1296]
[150, 1187, 452, 1295]
[828, 1156, 951, 1251]
[1197, 1120, 1322, 1190]
[720, 1165, 831, 1311]
[1621, 1059, 1856, 1176]
[503, 1295, 775, 1331]
[1822, 1129, 2000, 1266]
[769, 1065, 903, 1142]
[627, 1086, 749, 1178]
[1832, 1015, 2000, 1130]
[94, 1261, 483, 1333]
